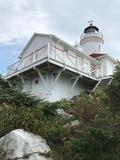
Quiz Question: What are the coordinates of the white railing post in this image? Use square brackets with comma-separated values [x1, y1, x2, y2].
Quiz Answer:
[64, 51, 66, 68]
[47, 43, 50, 60]
[76, 57, 79, 72]
[81, 58, 83, 72]
[100, 66, 103, 78]
[95, 66, 98, 78]
[88, 63, 91, 76]
[33, 53, 36, 63]
[97, 65, 102, 78]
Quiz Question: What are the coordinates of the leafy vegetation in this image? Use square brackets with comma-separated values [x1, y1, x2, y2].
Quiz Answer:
[0, 64, 120, 159]
[0, 76, 39, 107]
[107, 64, 120, 115]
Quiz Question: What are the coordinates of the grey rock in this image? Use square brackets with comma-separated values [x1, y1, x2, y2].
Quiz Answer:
[56, 108, 73, 119]
[64, 120, 83, 129]
[0, 129, 52, 160]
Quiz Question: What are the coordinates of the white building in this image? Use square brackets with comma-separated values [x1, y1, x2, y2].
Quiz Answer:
[6, 22, 116, 101]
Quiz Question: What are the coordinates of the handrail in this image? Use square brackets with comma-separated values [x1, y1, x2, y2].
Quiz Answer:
[7, 44, 47, 69]
[50, 44, 78, 59]
[50, 47, 64, 63]
[49, 44, 92, 76]
[50, 44, 89, 66]
[7, 60, 21, 70]
[7, 43, 112, 79]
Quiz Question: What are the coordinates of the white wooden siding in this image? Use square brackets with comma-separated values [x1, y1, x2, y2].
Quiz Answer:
[21, 36, 52, 58]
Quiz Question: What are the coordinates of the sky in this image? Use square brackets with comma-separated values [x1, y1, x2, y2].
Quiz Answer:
[0, 0, 120, 74]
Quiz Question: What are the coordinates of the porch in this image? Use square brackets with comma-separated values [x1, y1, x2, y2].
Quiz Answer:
[6, 43, 103, 80]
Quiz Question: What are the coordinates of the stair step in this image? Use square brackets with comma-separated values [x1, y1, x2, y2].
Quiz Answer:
[91, 77, 112, 94]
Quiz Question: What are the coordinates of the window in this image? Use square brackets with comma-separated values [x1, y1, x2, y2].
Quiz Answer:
[35, 79, 39, 84]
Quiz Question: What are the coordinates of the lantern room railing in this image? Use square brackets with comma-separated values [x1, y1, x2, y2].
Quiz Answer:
[80, 31, 103, 40]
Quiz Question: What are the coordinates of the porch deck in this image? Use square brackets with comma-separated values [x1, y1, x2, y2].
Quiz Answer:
[6, 44, 102, 80]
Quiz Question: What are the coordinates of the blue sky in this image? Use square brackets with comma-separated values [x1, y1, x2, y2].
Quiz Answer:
[0, 41, 25, 75]
[0, 0, 120, 75]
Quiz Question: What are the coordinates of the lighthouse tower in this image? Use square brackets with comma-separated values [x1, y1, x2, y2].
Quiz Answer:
[80, 21, 104, 55]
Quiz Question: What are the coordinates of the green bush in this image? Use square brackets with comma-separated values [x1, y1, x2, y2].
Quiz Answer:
[1, 64, 120, 160]
[0, 77, 39, 107]
[69, 127, 120, 160]
[107, 64, 120, 114]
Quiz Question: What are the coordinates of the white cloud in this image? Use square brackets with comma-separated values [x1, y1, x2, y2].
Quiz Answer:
[0, 0, 120, 58]
[0, 0, 50, 43]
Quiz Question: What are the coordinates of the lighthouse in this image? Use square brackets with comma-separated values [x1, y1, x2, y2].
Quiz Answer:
[6, 22, 116, 102]
[80, 21, 104, 55]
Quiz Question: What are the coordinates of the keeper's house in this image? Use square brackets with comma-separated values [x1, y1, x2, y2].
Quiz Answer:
[6, 22, 116, 101]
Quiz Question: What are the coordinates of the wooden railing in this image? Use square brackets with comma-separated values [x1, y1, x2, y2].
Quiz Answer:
[49, 44, 101, 78]
[7, 44, 48, 75]
[7, 43, 103, 79]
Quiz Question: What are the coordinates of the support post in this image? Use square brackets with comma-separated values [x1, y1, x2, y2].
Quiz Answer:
[34, 67, 48, 89]
[108, 77, 113, 85]
[17, 74, 25, 84]
[71, 75, 81, 89]
[7, 81, 14, 88]
[49, 69, 64, 93]
[53, 69, 64, 85]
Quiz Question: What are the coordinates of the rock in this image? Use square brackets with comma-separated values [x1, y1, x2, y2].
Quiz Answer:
[56, 108, 73, 119]
[64, 120, 84, 129]
[0, 129, 52, 160]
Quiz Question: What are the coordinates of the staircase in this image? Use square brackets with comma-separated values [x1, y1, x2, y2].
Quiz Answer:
[91, 77, 112, 94]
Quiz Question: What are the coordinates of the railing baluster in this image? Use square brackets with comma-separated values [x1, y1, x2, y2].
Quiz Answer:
[47, 43, 50, 60]
[76, 57, 79, 72]
[33, 53, 36, 63]
[64, 51, 66, 68]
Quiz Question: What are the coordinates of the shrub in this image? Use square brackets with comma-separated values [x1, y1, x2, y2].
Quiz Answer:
[69, 127, 120, 160]
[0, 77, 39, 107]
[107, 64, 120, 115]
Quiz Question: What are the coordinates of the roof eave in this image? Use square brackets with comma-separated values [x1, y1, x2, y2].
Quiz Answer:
[19, 33, 100, 65]
[97, 54, 116, 63]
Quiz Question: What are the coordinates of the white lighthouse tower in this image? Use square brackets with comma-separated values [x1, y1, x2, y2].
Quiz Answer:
[80, 21, 104, 55]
